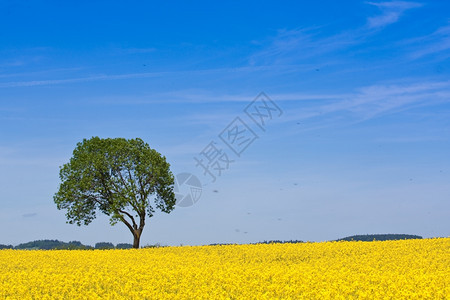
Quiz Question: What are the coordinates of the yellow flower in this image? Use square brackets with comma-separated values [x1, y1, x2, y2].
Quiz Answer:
[0, 238, 448, 299]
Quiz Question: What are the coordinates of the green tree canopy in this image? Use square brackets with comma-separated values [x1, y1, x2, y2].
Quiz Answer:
[54, 137, 176, 248]
[95, 242, 115, 250]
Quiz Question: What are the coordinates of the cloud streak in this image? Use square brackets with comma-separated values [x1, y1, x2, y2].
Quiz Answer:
[22, 213, 37, 218]
[248, 1, 422, 67]
[408, 24, 450, 59]
[336, 80, 450, 121]
[366, 1, 423, 29]
[0, 65, 304, 88]
[0, 72, 167, 88]
[249, 27, 362, 66]
[123, 79, 450, 132]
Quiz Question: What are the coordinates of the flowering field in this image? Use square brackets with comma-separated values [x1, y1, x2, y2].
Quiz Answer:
[0, 238, 448, 299]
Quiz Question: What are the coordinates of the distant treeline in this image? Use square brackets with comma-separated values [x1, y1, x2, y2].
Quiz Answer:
[255, 239, 304, 244]
[336, 234, 423, 242]
[209, 235, 424, 246]
[0, 240, 133, 250]
[0, 234, 425, 250]
[209, 240, 304, 246]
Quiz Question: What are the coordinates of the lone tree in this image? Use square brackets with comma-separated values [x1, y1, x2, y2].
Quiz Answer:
[54, 137, 176, 248]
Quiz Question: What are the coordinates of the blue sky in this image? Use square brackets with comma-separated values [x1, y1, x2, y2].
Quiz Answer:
[0, 1, 449, 246]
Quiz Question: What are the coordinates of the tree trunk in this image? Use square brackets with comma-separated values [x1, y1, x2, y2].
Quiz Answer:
[133, 235, 139, 249]
[133, 231, 141, 249]
[132, 227, 144, 249]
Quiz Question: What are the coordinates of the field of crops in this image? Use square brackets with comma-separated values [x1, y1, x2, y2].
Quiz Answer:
[0, 238, 448, 299]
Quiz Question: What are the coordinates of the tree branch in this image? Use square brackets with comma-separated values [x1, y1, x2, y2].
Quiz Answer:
[118, 214, 134, 234]
[116, 169, 141, 211]
[118, 209, 137, 229]
[139, 211, 146, 230]
[117, 170, 130, 192]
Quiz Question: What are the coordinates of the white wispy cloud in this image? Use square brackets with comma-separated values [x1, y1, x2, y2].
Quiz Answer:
[0, 50, 49, 69]
[366, 1, 423, 29]
[0, 60, 26, 67]
[408, 24, 450, 59]
[249, 27, 361, 66]
[88, 89, 349, 105]
[117, 79, 450, 131]
[248, 2, 423, 67]
[22, 213, 37, 218]
[281, 80, 449, 124]
[116, 47, 157, 54]
[0, 64, 319, 88]
[82, 78, 450, 123]
[338, 80, 450, 120]
[272, 80, 449, 123]
[373, 136, 447, 143]
[0, 72, 166, 88]
[0, 67, 87, 79]
[245, 80, 450, 125]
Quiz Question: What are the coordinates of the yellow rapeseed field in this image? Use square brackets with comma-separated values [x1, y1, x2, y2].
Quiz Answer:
[0, 238, 448, 299]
